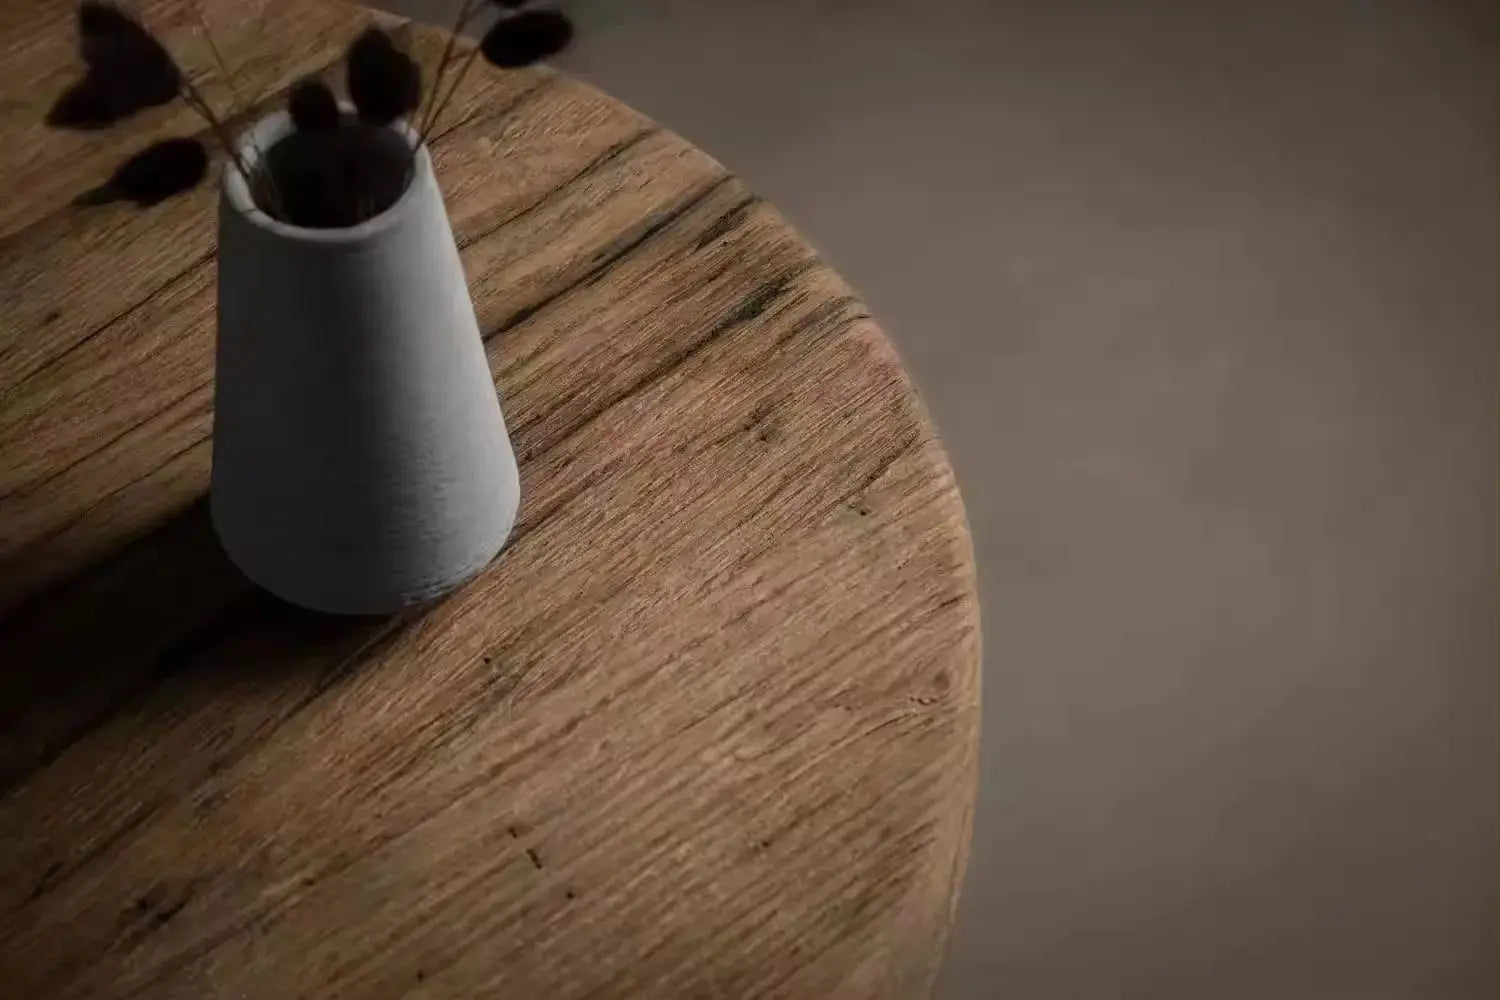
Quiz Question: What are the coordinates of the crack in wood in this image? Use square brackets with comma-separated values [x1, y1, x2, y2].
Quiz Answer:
[692, 194, 759, 251]
[458, 126, 661, 252]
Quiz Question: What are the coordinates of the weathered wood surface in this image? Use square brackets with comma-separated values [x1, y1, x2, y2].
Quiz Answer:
[0, 2, 981, 997]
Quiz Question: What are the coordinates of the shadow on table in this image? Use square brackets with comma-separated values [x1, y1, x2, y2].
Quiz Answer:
[0, 497, 399, 797]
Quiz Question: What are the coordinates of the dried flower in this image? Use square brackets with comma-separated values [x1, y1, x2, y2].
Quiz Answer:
[53, 1, 578, 228]
[48, 1, 181, 129]
[73, 137, 208, 206]
[346, 27, 421, 126]
[480, 9, 573, 69]
[288, 78, 341, 133]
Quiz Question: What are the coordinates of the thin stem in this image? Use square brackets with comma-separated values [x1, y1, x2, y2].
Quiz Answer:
[181, 78, 285, 219]
[418, 42, 481, 149]
[181, 80, 244, 177]
[186, 0, 243, 109]
[238, 0, 275, 108]
[183, 0, 283, 216]
[418, 0, 481, 137]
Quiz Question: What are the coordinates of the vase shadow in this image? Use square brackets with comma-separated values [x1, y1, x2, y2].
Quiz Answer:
[0, 496, 399, 798]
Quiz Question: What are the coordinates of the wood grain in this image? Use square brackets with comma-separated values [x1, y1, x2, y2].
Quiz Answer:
[0, 3, 980, 998]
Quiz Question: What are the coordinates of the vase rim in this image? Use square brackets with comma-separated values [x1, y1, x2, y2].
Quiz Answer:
[223, 105, 429, 244]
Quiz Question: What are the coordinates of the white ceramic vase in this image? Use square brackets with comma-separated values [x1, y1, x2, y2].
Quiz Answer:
[211, 111, 520, 615]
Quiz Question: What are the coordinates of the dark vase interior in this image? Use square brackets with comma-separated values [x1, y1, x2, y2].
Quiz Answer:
[255, 116, 415, 229]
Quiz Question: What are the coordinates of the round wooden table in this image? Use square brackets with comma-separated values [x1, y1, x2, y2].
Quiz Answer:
[0, 3, 980, 997]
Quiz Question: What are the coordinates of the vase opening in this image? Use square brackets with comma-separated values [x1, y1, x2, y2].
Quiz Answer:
[253, 115, 414, 229]
[225, 107, 427, 237]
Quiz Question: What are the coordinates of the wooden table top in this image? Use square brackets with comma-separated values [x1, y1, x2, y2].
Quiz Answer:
[0, 2, 980, 997]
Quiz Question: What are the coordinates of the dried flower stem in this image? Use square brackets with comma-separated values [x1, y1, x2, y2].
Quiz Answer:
[418, 43, 480, 149]
[234, 0, 276, 109]
[179, 76, 286, 218]
[417, 0, 480, 138]
[182, 0, 284, 216]
[180, 80, 244, 178]
[186, 0, 242, 107]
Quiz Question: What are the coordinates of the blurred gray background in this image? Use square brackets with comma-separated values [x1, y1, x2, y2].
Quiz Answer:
[379, 1, 1497, 996]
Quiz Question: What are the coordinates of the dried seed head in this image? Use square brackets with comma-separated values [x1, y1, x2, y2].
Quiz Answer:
[480, 9, 573, 69]
[86, 3, 179, 92]
[77, 0, 134, 40]
[49, 2, 181, 130]
[346, 27, 421, 126]
[288, 78, 341, 132]
[75, 137, 209, 208]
